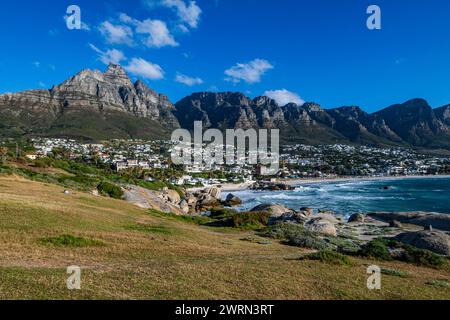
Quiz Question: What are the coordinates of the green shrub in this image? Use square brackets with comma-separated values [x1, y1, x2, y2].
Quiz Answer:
[209, 207, 238, 219]
[381, 268, 408, 278]
[34, 157, 54, 168]
[261, 223, 330, 250]
[231, 211, 271, 229]
[301, 250, 352, 266]
[358, 238, 445, 268]
[97, 181, 124, 199]
[399, 245, 445, 268]
[358, 238, 392, 260]
[324, 236, 361, 254]
[40, 234, 104, 247]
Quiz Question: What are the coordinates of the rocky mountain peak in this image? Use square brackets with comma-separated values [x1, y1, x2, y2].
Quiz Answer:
[104, 63, 133, 87]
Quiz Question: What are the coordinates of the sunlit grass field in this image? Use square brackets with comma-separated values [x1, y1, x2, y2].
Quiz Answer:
[0, 175, 449, 300]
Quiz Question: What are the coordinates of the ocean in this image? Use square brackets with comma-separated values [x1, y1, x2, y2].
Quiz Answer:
[228, 177, 450, 217]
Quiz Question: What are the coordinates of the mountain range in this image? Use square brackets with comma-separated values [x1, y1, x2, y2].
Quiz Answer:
[1, 64, 450, 150]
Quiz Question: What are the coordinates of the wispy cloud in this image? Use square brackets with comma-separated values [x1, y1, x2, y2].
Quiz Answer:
[175, 72, 203, 86]
[63, 15, 91, 31]
[99, 21, 134, 46]
[225, 59, 273, 84]
[89, 44, 126, 65]
[264, 89, 305, 106]
[124, 58, 165, 80]
[145, 0, 202, 30]
[119, 13, 178, 48]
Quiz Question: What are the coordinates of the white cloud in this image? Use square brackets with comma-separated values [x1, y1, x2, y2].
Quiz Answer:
[80, 22, 91, 31]
[264, 89, 305, 106]
[175, 73, 203, 86]
[118, 13, 178, 48]
[150, 0, 201, 29]
[99, 21, 134, 45]
[167, 0, 202, 29]
[136, 19, 178, 48]
[32, 61, 41, 68]
[225, 59, 273, 84]
[89, 44, 126, 65]
[124, 58, 165, 80]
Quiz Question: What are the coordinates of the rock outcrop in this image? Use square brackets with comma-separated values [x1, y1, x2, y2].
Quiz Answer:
[249, 204, 293, 218]
[368, 212, 450, 232]
[394, 230, 450, 256]
[0, 63, 179, 140]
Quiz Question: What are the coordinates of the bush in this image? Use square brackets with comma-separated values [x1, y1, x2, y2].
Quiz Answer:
[301, 250, 352, 266]
[399, 245, 445, 268]
[231, 211, 271, 229]
[34, 157, 54, 168]
[209, 207, 238, 219]
[40, 234, 104, 247]
[97, 181, 124, 199]
[381, 268, 408, 278]
[358, 238, 392, 260]
[261, 222, 330, 250]
[358, 238, 445, 268]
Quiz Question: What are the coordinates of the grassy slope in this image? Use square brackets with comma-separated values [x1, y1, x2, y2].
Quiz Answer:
[0, 176, 449, 300]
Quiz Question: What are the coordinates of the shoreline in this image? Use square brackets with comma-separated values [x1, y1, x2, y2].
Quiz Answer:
[187, 174, 450, 193]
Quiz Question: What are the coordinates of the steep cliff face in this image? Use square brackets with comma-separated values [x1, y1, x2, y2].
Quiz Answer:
[375, 99, 450, 148]
[435, 104, 450, 126]
[175, 93, 450, 148]
[174, 92, 347, 144]
[0, 64, 179, 140]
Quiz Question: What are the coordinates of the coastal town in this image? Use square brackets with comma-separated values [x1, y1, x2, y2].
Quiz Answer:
[20, 138, 450, 187]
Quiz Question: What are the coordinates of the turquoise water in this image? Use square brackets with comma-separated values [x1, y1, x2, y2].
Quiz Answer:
[230, 177, 450, 217]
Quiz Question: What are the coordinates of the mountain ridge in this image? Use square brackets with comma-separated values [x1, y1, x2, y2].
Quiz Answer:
[1, 64, 450, 149]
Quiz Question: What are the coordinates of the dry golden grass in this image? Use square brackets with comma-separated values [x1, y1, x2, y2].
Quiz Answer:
[0, 175, 449, 300]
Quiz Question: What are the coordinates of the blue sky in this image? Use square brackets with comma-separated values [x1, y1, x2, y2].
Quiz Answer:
[0, 0, 450, 112]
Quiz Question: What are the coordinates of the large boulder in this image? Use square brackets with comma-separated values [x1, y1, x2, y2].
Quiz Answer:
[206, 187, 222, 200]
[305, 218, 337, 237]
[198, 194, 220, 210]
[300, 207, 314, 217]
[369, 212, 450, 232]
[224, 194, 242, 206]
[394, 230, 450, 256]
[164, 189, 181, 205]
[250, 204, 293, 217]
[348, 213, 365, 223]
[179, 200, 189, 214]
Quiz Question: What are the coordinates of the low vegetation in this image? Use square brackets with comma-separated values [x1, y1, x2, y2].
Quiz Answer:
[39, 235, 104, 248]
[97, 181, 123, 199]
[261, 223, 330, 250]
[358, 238, 445, 268]
[301, 250, 352, 266]
[0, 176, 449, 299]
[230, 211, 271, 230]
[381, 268, 408, 278]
